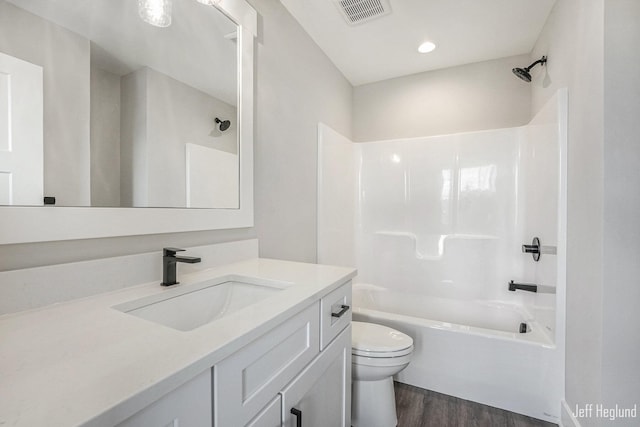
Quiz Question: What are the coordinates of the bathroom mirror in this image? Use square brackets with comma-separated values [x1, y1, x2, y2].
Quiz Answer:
[0, 0, 241, 209]
[0, 0, 256, 243]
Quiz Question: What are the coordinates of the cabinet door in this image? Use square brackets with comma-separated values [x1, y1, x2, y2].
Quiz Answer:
[116, 370, 212, 427]
[246, 395, 282, 427]
[281, 326, 351, 427]
[215, 303, 320, 426]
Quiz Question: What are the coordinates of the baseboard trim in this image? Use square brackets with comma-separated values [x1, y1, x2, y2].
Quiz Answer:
[560, 400, 581, 427]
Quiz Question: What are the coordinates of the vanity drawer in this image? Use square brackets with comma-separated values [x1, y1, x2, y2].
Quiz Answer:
[214, 302, 320, 427]
[320, 281, 352, 350]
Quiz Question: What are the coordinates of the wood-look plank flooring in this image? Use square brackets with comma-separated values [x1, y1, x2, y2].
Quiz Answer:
[394, 382, 558, 427]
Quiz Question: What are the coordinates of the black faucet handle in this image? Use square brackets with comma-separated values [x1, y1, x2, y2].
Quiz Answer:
[522, 237, 541, 261]
[163, 247, 185, 257]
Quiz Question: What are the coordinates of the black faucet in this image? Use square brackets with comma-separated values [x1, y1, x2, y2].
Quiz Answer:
[161, 247, 201, 286]
[508, 280, 538, 293]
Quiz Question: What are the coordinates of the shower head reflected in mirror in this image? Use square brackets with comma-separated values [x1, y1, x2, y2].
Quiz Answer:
[215, 117, 231, 131]
[512, 56, 547, 82]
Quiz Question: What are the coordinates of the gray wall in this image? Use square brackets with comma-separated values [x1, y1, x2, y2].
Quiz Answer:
[145, 67, 238, 207]
[532, 1, 605, 422]
[533, 0, 640, 425]
[120, 69, 148, 208]
[352, 55, 532, 142]
[121, 67, 238, 208]
[251, 0, 353, 263]
[90, 66, 121, 207]
[0, 1, 90, 206]
[602, 0, 640, 421]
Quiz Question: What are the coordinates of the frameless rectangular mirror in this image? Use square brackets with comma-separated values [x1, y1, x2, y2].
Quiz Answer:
[0, 0, 239, 209]
[0, 0, 256, 244]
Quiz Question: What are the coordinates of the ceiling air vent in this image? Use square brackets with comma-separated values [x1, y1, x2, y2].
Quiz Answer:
[334, 0, 392, 26]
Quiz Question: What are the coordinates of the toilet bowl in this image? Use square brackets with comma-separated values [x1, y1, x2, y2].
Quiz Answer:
[351, 321, 414, 427]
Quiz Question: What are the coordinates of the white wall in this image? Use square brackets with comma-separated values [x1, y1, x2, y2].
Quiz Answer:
[521, 91, 566, 343]
[250, 0, 352, 263]
[352, 55, 532, 142]
[353, 129, 525, 302]
[317, 124, 356, 268]
[602, 0, 640, 423]
[0, 1, 90, 206]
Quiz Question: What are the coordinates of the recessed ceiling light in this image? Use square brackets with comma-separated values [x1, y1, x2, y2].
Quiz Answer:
[418, 41, 436, 53]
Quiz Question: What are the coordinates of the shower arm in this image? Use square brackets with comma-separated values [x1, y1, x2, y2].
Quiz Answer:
[525, 56, 547, 71]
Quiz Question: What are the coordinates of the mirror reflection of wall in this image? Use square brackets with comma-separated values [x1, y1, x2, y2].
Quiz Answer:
[0, 0, 239, 208]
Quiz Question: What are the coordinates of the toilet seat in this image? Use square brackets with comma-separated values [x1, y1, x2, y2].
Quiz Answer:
[352, 351, 413, 368]
[352, 321, 413, 358]
[352, 346, 413, 358]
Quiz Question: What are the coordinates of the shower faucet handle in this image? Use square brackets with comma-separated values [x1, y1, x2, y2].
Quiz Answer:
[522, 237, 541, 261]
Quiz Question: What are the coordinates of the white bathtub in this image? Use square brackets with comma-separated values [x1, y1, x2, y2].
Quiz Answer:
[352, 283, 561, 423]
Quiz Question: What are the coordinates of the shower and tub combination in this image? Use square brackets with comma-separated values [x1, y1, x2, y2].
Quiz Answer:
[318, 89, 567, 423]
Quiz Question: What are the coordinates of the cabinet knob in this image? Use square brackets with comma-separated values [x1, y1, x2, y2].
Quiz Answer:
[291, 407, 302, 427]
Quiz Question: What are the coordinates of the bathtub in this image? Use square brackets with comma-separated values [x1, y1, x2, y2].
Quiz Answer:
[352, 283, 562, 423]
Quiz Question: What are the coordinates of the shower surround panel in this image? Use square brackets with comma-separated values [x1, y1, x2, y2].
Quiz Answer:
[317, 89, 567, 422]
[355, 127, 525, 303]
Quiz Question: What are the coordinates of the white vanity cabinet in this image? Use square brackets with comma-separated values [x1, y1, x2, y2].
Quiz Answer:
[0, 257, 357, 427]
[215, 281, 352, 427]
[116, 370, 212, 427]
[115, 281, 352, 427]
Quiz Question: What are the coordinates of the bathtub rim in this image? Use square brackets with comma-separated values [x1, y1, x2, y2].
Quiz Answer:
[352, 306, 555, 349]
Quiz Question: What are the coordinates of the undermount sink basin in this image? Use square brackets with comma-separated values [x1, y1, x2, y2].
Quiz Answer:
[114, 275, 289, 331]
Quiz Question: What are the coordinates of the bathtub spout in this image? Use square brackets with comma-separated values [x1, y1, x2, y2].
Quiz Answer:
[508, 280, 537, 293]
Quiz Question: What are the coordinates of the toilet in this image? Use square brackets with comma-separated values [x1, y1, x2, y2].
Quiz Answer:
[351, 321, 414, 427]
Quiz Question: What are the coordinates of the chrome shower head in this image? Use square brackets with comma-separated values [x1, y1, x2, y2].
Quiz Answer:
[215, 117, 231, 131]
[512, 56, 547, 82]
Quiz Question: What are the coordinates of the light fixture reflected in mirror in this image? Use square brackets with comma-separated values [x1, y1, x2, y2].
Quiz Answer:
[197, 0, 222, 5]
[138, 0, 172, 27]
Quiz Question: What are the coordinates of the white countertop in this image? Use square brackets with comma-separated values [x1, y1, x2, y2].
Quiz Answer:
[0, 258, 356, 427]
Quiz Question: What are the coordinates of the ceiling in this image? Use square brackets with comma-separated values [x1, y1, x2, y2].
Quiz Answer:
[280, 0, 556, 86]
